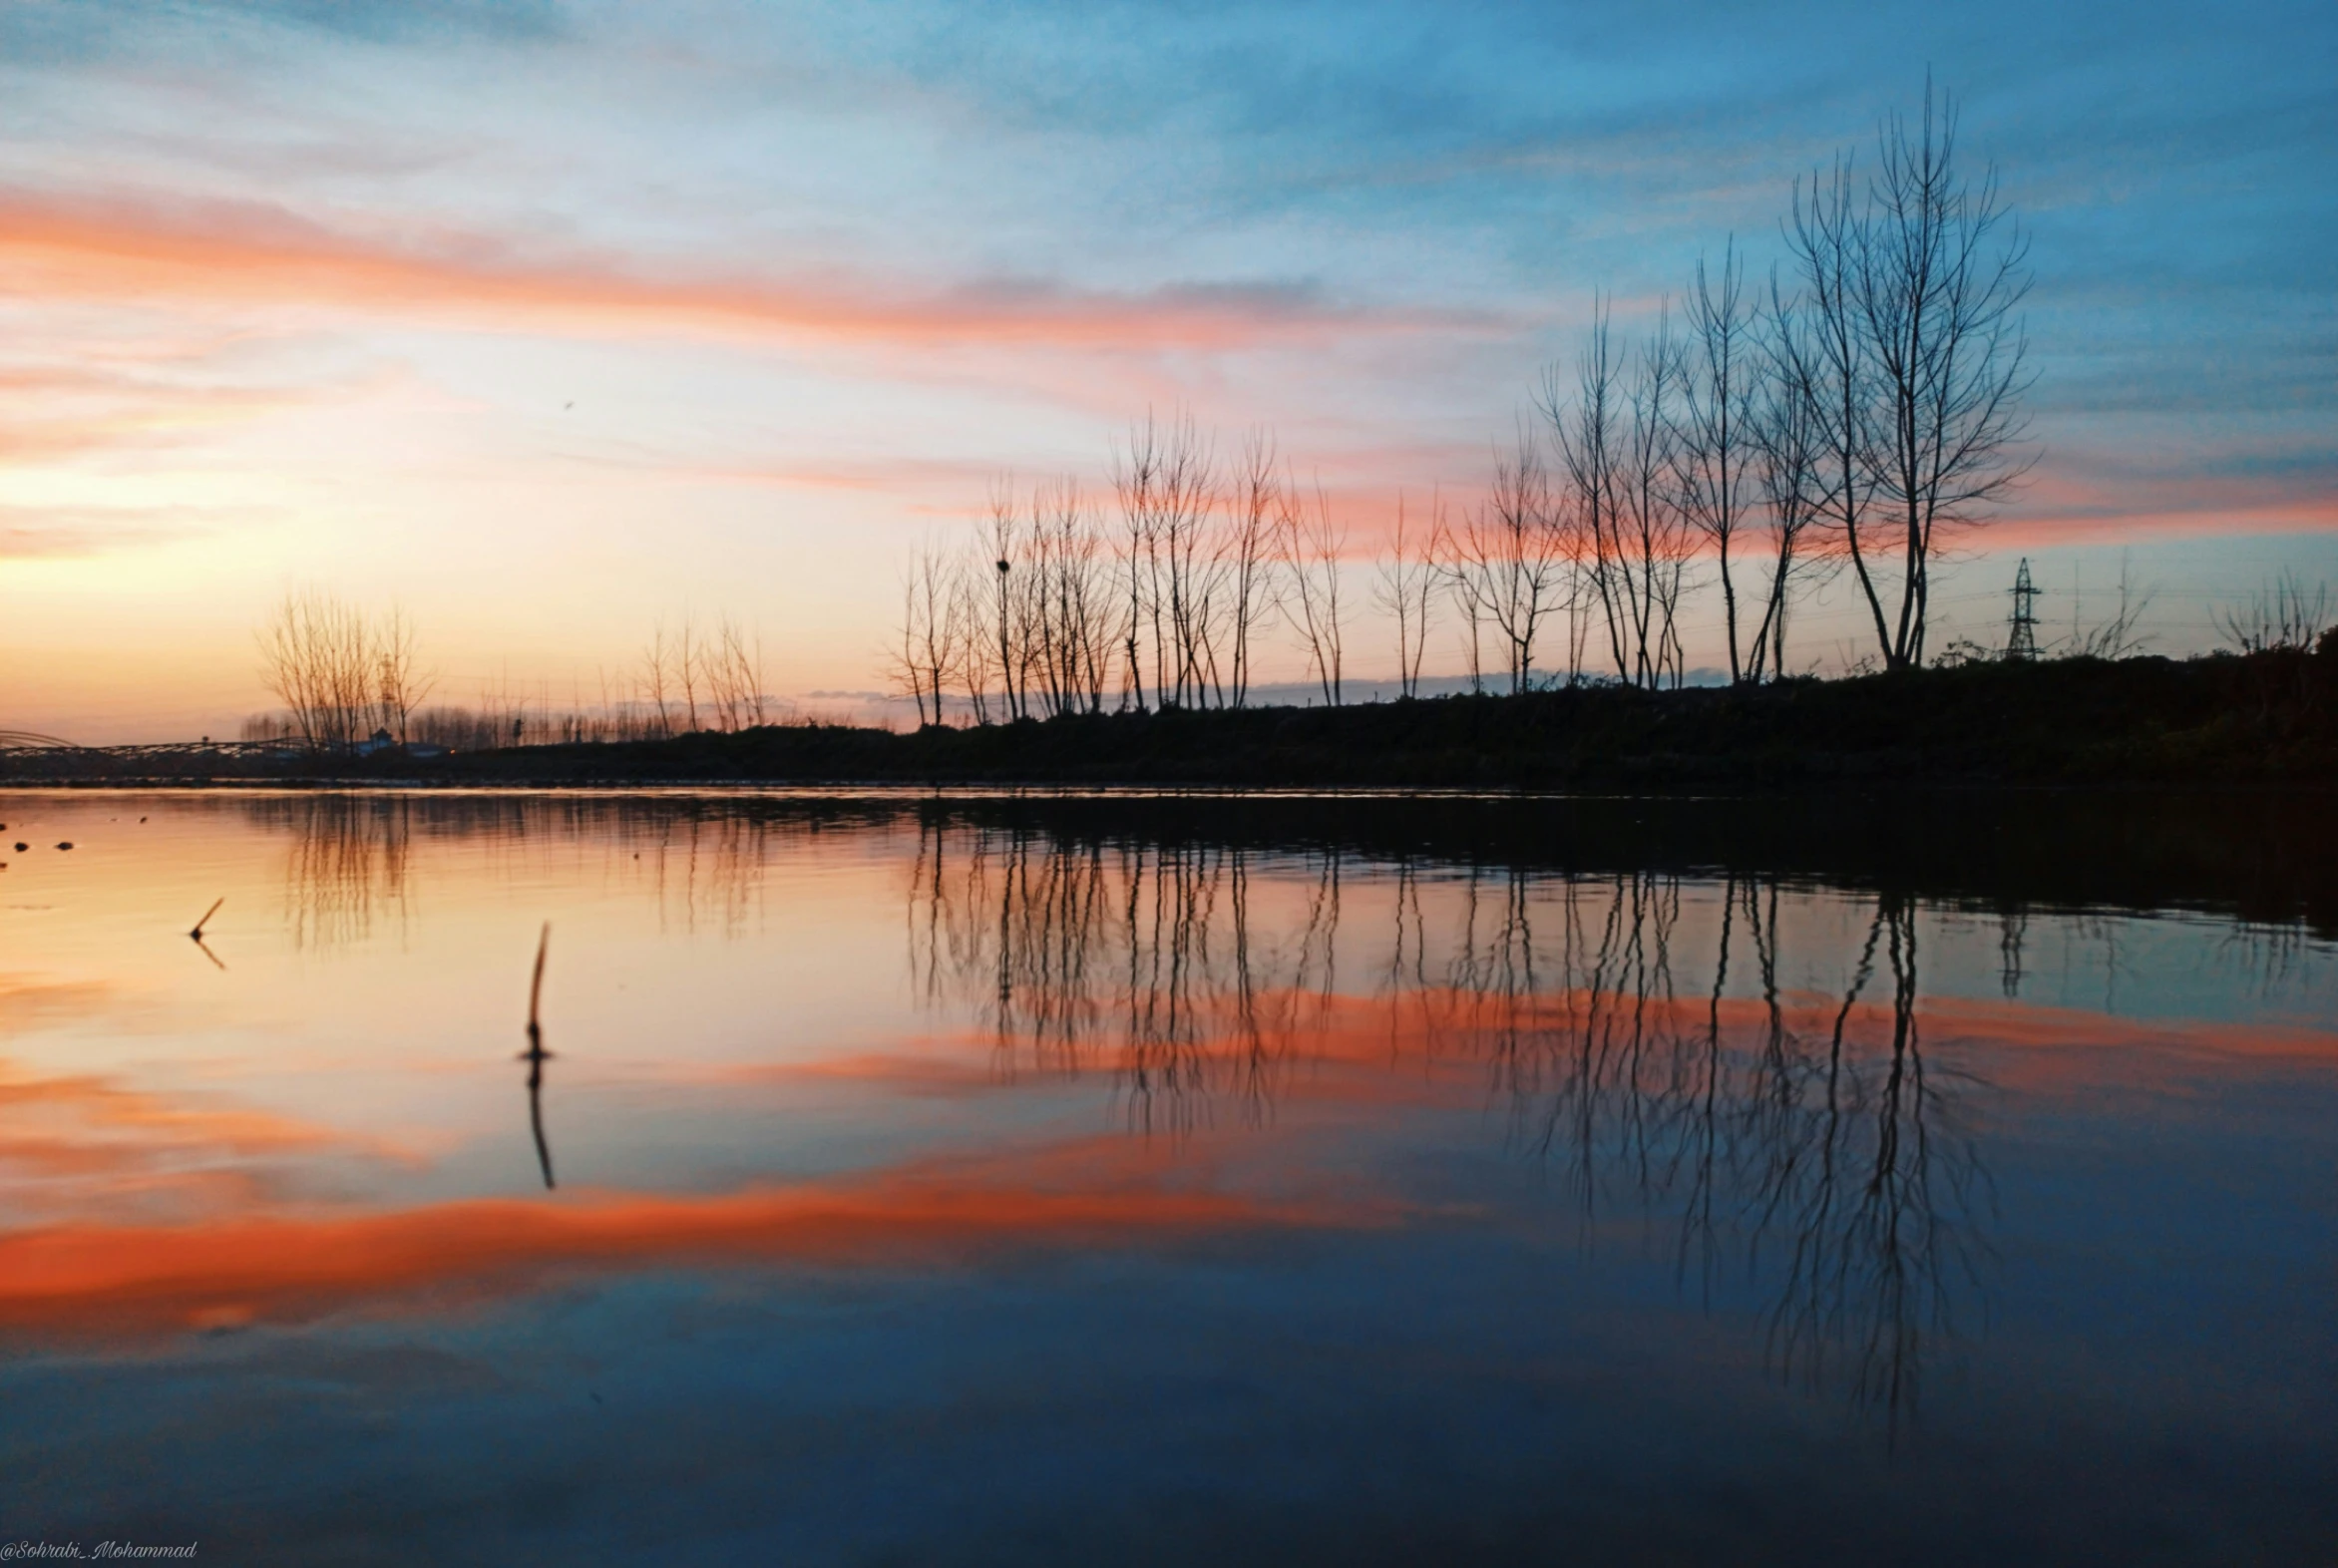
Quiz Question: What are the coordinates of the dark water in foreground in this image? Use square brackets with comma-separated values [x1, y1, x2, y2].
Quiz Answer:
[0, 789, 2331, 1565]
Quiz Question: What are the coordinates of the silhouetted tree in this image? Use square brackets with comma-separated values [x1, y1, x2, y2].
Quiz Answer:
[1372, 494, 1437, 698]
[1440, 430, 1563, 694]
[1277, 477, 1347, 705]
[1791, 81, 2034, 670]
[1679, 241, 1757, 682]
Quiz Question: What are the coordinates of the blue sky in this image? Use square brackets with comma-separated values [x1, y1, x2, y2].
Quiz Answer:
[0, 0, 2331, 734]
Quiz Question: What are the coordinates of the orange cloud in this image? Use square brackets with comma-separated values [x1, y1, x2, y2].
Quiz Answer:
[1969, 465, 2338, 547]
[0, 343, 337, 481]
[0, 1138, 1379, 1336]
[0, 193, 1478, 356]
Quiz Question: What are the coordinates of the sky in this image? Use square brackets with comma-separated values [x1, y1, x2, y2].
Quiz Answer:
[0, 0, 2331, 740]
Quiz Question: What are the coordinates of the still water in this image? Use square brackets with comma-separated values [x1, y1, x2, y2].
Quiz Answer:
[0, 789, 2331, 1564]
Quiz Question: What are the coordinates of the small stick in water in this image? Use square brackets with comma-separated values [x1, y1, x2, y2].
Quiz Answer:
[191, 898, 224, 939]
[527, 922, 550, 1044]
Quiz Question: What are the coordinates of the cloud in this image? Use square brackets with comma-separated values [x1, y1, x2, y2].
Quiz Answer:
[0, 503, 246, 559]
[0, 341, 340, 473]
[0, 192, 1485, 358]
[0, 0, 568, 65]
[227, 0, 571, 46]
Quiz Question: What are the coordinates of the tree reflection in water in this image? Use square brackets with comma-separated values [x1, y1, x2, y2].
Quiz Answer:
[912, 830, 1327, 1135]
[252, 794, 415, 951]
[910, 820, 1991, 1432]
[253, 793, 827, 953]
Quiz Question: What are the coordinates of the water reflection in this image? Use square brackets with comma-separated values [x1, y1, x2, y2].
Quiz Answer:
[911, 821, 1989, 1427]
[258, 791, 905, 945]
[255, 794, 414, 951]
[0, 790, 2330, 1561]
[910, 833, 1332, 1133]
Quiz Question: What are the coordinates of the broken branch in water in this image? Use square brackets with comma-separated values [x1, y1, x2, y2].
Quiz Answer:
[528, 921, 550, 1044]
[190, 898, 224, 939]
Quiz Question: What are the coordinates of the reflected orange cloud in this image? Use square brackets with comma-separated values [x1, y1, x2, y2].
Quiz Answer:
[711, 1049, 1027, 1099]
[783, 987, 2338, 1111]
[0, 1067, 350, 1168]
[0, 975, 116, 1029]
[0, 1137, 1381, 1336]
[0, 1039, 420, 1223]
[0, 194, 1475, 355]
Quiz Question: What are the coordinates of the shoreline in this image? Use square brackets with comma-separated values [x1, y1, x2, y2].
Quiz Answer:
[7, 652, 2335, 791]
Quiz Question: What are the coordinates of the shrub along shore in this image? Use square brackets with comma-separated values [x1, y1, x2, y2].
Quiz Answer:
[10, 651, 2336, 790]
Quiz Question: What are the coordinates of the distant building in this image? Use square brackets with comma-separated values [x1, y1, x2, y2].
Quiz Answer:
[349, 729, 445, 760]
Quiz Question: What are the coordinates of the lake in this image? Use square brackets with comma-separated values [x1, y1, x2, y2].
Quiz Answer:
[0, 788, 2331, 1564]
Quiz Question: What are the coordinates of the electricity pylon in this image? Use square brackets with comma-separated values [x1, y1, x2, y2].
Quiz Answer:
[2006, 558, 2042, 660]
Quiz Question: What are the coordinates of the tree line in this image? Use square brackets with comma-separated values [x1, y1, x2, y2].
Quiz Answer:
[254, 590, 434, 751]
[892, 81, 2036, 720]
[252, 595, 790, 752]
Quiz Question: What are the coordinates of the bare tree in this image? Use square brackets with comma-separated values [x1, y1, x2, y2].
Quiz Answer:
[1278, 477, 1347, 706]
[257, 589, 375, 752]
[702, 614, 761, 732]
[1746, 272, 1831, 680]
[1441, 432, 1563, 694]
[2215, 571, 2331, 654]
[1110, 412, 1217, 709]
[1372, 494, 1437, 698]
[747, 626, 770, 727]
[1614, 312, 1692, 688]
[1790, 82, 2035, 671]
[1433, 495, 1486, 694]
[1111, 429, 1159, 711]
[1021, 478, 1114, 718]
[891, 575, 932, 728]
[1858, 80, 2035, 668]
[1224, 432, 1284, 708]
[888, 547, 954, 728]
[1548, 300, 1631, 682]
[1679, 241, 1758, 682]
[1156, 422, 1221, 708]
[1788, 152, 1889, 667]
[2067, 553, 2156, 660]
[950, 556, 997, 726]
[673, 613, 703, 734]
[638, 621, 675, 737]
[980, 485, 1025, 721]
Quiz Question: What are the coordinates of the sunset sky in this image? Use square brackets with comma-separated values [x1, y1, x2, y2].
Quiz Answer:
[1, 0, 2332, 740]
